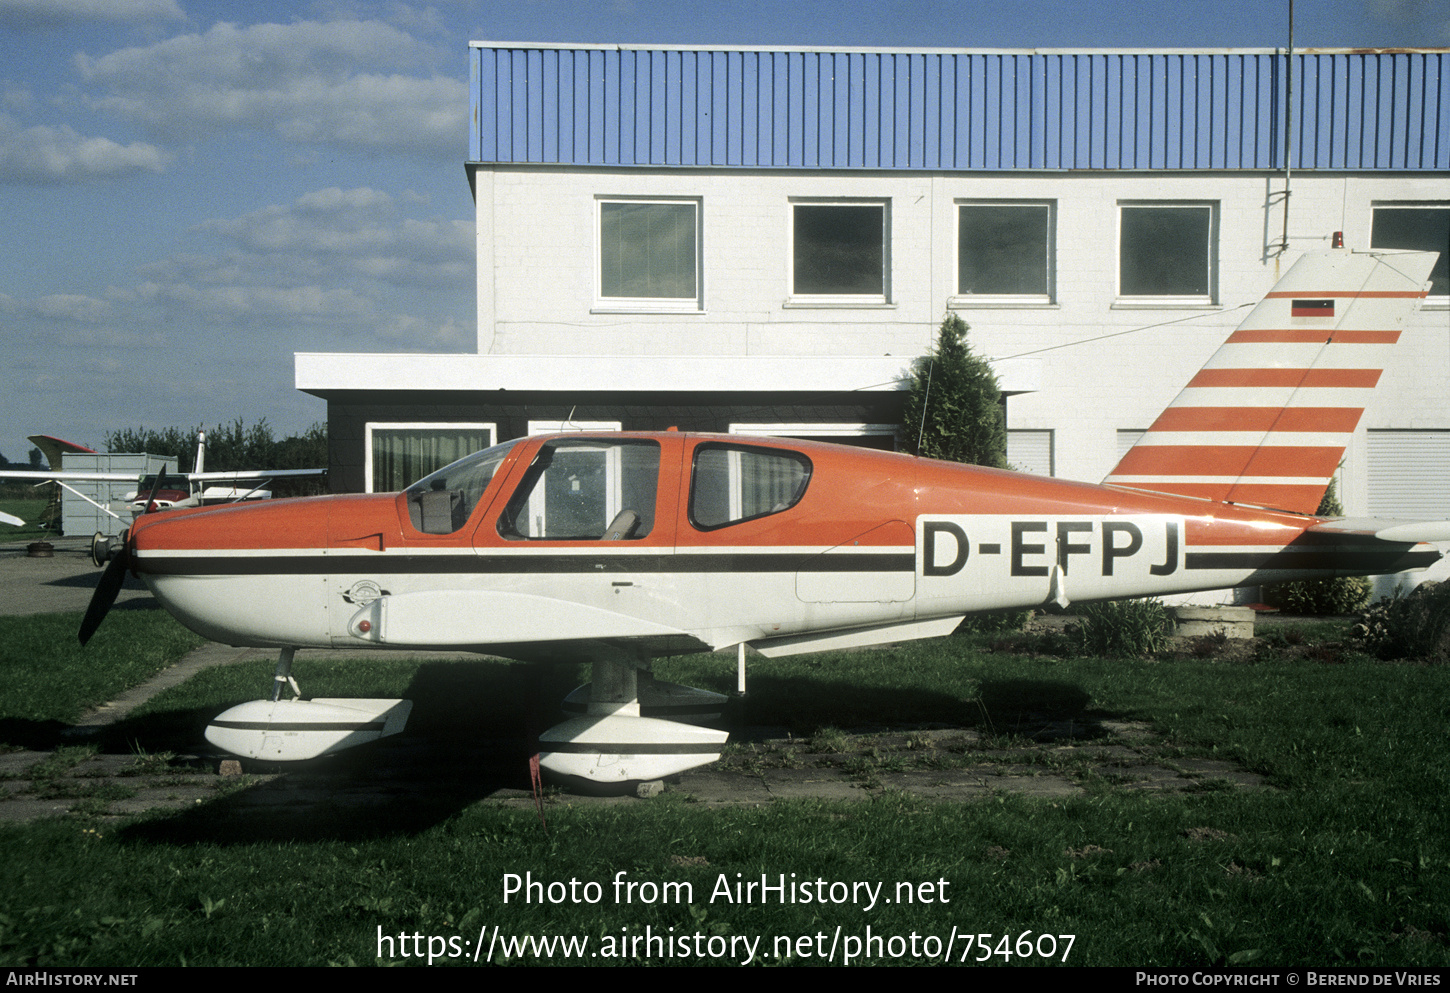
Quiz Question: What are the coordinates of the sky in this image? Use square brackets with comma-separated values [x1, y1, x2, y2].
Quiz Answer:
[1, 0, 1447, 462]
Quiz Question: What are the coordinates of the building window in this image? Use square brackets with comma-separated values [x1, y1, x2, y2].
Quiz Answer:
[597, 199, 700, 311]
[527, 420, 622, 435]
[956, 202, 1054, 303]
[1007, 429, 1054, 476]
[729, 423, 898, 451]
[790, 201, 889, 303]
[365, 422, 497, 493]
[1371, 204, 1449, 302]
[1118, 203, 1217, 304]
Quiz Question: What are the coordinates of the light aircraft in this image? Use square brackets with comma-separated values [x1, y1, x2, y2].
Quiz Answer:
[0, 432, 324, 561]
[78, 247, 1444, 785]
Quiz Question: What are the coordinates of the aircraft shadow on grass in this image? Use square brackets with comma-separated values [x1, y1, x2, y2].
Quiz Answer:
[103, 660, 1104, 845]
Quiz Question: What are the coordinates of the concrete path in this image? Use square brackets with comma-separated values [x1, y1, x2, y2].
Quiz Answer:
[0, 537, 154, 617]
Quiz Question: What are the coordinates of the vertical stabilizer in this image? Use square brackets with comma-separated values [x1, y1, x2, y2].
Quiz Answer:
[1104, 249, 1437, 514]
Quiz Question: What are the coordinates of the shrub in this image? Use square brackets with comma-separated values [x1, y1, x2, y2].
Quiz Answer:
[1263, 575, 1371, 616]
[1350, 581, 1450, 662]
[900, 313, 1007, 468]
[957, 609, 1032, 635]
[1261, 479, 1371, 615]
[1073, 598, 1174, 657]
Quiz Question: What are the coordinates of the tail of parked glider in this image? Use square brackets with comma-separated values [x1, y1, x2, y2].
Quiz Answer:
[1104, 249, 1437, 515]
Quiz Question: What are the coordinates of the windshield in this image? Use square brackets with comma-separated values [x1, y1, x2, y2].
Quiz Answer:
[405, 439, 520, 534]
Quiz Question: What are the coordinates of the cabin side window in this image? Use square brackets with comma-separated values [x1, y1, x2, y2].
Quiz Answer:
[689, 443, 812, 531]
[497, 439, 660, 541]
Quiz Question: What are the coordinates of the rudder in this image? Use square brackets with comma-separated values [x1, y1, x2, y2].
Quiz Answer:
[1103, 248, 1437, 514]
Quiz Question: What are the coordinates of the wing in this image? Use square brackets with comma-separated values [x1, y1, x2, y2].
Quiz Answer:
[343, 590, 708, 663]
[0, 470, 138, 482]
[186, 468, 327, 481]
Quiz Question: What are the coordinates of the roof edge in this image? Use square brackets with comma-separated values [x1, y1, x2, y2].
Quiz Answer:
[470, 40, 1450, 56]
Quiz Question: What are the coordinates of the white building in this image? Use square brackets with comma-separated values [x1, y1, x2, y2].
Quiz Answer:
[297, 44, 1448, 545]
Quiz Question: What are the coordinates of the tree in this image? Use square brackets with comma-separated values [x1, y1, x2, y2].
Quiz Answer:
[900, 312, 1007, 468]
[103, 420, 328, 496]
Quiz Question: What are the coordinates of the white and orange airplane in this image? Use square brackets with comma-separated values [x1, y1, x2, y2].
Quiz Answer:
[80, 246, 1444, 785]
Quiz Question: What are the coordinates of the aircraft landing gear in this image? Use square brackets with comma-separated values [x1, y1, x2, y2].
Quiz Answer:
[202, 646, 412, 761]
[538, 656, 729, 783]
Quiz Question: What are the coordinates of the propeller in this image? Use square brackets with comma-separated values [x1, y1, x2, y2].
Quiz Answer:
[79, 469, 166, 645]
[79, 531, 130, 646]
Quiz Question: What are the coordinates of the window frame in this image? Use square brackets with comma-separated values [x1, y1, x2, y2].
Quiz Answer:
[1115, 201, 1219, 308]
[527, 419, 623, 435]
[497, 437, 662, 542]
[688, 441, 814, 532]
[594, 196, 703, 314]
[951, 200, 1056, 309]
[786, 198, 893, 308]
[1370, 202, 1449, 309]
[364, 421, 497, 494]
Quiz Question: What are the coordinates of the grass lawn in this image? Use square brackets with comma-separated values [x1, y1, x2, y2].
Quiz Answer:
[0, 614, 1446, 967]
[0, 498, 50, 543]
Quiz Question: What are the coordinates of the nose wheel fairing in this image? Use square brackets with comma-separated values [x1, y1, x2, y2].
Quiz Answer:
[205, 697, 413, 762]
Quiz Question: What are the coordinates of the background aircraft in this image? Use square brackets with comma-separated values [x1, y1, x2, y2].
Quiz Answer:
[0, 432, 324, 559]
[77, 247, 1445, 788]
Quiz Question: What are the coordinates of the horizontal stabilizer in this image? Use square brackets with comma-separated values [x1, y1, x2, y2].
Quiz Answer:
[1308, 518, 1450, 544]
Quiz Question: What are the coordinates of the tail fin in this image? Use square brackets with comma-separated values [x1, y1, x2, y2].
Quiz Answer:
[1103, 248, 1438, 514]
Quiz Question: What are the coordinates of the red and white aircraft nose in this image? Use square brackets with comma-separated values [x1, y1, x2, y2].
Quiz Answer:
[127, 497, 341, 647]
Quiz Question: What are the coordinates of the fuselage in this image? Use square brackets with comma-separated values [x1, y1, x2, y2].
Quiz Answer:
[126, 432, 1438, 657]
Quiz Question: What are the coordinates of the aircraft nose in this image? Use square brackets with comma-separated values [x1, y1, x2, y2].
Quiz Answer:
[129, 497, 334, 559]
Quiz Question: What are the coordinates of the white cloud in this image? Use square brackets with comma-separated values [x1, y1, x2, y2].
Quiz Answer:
[3, 83, 36, 113]
[0, 112, 171, 184]
[372, 312, 472, 350]
[134, 280, 375, 319]
[30, 293, 111, 322]
[1367, 0, 1450, 41]
[75, 18, 466, 158]
[195, 186, 473, 286]
[0, 0, 183, 30]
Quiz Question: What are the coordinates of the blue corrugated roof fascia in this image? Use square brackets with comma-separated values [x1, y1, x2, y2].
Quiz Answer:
[468, 45, 1450, 171]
